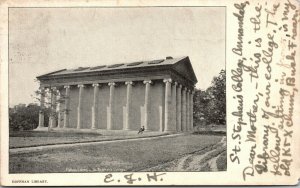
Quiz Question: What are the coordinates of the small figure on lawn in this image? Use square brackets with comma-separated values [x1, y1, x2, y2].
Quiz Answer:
[138, 126, 145, 134]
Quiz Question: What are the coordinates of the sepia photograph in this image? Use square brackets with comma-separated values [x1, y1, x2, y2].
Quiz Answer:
[8, 7, 226, 173]
[1, 0, 299, 186]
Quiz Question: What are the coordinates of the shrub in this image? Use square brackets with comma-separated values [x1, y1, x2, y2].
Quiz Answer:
[9, 104, 50, 131]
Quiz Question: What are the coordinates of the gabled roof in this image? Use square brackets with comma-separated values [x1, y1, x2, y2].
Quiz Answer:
[37, 56, 198, 84]
[172, 56, 198, 83]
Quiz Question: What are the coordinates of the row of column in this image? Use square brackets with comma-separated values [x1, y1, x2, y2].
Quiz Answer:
[164, 79, 194, 132]
[38, 79, 194, 132]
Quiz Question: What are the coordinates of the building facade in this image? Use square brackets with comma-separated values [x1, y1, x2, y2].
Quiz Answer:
[36, 56, 197, 132]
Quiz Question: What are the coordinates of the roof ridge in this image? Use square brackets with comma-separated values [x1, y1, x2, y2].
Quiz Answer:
[68, 56, 187, 70]
[37, 56, 189, 78]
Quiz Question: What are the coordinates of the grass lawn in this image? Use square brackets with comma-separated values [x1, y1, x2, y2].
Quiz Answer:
[216, 150, 227, 171]
[9, 134, 223, 173]
[9, 131, 166, 148]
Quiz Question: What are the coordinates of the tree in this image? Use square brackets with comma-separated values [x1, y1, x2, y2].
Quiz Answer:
[208, 69, 226, 124]
[33, 84, 69, 131]
[9, 80, 67, 131]
[193, 89, 209, 125]
[9, 103, 51, 131]
[193, 69, 226, 127]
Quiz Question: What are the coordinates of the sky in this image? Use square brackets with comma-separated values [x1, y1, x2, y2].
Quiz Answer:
[9, 7, 225, 106]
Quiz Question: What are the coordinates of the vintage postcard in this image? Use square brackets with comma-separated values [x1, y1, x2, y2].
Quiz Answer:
[0, 0, 299, 186]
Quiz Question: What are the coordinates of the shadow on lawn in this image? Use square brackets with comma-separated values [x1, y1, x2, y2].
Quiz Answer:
[193, 124, 226, 136]
[192, 131, 226, 136]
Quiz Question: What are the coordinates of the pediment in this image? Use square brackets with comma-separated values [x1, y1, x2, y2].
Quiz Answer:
[172, 57, 198, 84]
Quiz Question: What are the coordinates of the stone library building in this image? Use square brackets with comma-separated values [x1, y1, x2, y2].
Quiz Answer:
[36, 56, 197, 133]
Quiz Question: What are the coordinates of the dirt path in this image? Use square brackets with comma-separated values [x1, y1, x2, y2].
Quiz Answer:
[140, 136, 226, 171]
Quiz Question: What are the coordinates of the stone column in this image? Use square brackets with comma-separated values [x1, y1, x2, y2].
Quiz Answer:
[77, 84, 84, 129]
[107, 82, 115, 130]
[171, 82, 177, 131]
[176, 84, 182, 132]
[143, 80, 152, 131]
[125, 81, 133, 130]
[164, 79, 174, 132]
[91, 83, 99, 129]
[63, 85, 70, 128]
[57, 91, 64, 128]
[181, 87, 187, 132]
[38, 87, 45, 128]
[49, 87, 57, 128]
[186, 90, 190, 131]
[190, 90, 194, 131]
